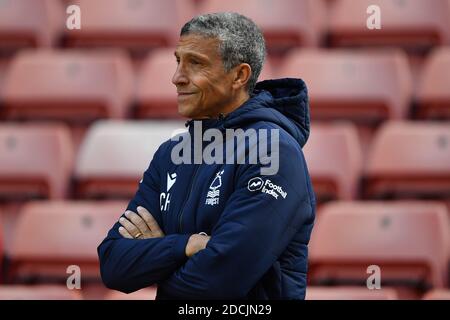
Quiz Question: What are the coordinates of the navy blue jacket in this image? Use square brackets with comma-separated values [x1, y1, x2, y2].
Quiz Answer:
[97, 78, 316, 299]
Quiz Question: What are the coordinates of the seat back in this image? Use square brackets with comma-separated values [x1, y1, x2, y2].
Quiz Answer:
[0, 0, 63, 51]
[417, 47, 450, 119]
[365, 121, 450, 199]
[9, 200, 127, 282]
[279, 49, 412, 123]
[0, 124, 73, 200]
[64, 0, 195, 51]
[75, 120, 185, 199]
[2, 50, 134, 123]
[303, 123, 362, 202]
[309, 201, 449, 295]
[328, 0, 450, 50]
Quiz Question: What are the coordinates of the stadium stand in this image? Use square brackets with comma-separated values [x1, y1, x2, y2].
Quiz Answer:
[303, 123, 362, 203]
[328, 0, 450, 51]
[0, 124, 73, 200]
[416, 47, 450, 119]
[278, 49, 412, 124]
[75, 120, 185, 199]
[0, 0, 449, 301]
[309, 201, 450, 299]
[0, 0, 64, 53]
[1, 49, 134, 123]
[364, 121, 450, 200]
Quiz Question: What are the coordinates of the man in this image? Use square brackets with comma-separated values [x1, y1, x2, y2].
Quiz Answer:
[98, 12, 316, 300]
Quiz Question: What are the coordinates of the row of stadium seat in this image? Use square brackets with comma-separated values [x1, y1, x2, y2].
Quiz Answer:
[0, 200, 448, 298]
[309, 201, 450, 299]
[0, 285, 449, 300]
[1, 47, 449, 122]
[1, 120, 448, 202]
[1, 0, 450, 53]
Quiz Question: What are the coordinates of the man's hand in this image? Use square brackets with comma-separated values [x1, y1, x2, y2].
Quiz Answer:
[185, 234, 211, 257]
[117, 206, 209, 258]
[118, 206, 165, 239]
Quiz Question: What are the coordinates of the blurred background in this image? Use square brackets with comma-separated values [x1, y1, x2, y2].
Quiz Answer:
[0, 0, 449, 300]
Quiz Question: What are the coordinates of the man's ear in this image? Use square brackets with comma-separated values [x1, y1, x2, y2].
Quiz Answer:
[231, 63, 252, 91]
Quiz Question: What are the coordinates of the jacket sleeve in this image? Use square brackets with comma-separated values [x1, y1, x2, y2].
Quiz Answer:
[158, 139, 315, 299]
[97, 142, 191, 293]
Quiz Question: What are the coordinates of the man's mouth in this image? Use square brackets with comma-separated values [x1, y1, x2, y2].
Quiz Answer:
[177, 92, 196, 98]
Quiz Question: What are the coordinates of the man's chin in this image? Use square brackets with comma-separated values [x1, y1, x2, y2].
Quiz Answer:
[177, 105, 195, 118]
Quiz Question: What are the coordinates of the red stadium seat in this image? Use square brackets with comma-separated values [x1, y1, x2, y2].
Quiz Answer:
[309, 201, 449, 298]
[416, 47, 450, 119]
[422, 289, 450, 300]
[136, 49, 276, 118]
[303, 123, 362, 203]
[0, 124, 73, 200]
[198, 0, 327, 52]
[0, 0, 64, 52]
[364, 121, 450, 200]
[104, 287, 157, 300]
[75, 120, 185, 199]
[0, 285, 82, 300]
[328, 0, 450, 51]
[1, 50, 134, 123]
[64, 0, 195, 51]
[306, 286, 398, 300]
[278, 49, 412, 123]
[136, 49, 180, 118]
[8, 200, 127, 282]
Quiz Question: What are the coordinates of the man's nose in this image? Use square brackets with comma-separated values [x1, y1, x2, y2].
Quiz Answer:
[172, 65, 189, 86]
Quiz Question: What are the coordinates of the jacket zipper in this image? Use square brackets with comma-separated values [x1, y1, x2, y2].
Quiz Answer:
[177, 115, 225, 233]
[178, 164, 200, 233]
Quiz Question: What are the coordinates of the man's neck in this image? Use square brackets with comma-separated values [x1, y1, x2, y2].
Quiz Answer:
[190, 91, 251, 121]
[215, 91, 250, 119]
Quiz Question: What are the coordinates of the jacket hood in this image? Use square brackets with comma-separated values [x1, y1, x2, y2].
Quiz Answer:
[228, 78, 310, 147]
[187, 78, 310, 148]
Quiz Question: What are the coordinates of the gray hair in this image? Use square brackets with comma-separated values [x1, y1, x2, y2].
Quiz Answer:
[180, 12, 266, 94]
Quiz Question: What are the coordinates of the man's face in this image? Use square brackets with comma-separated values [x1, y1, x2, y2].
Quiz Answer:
[173, 34, 236, 119]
